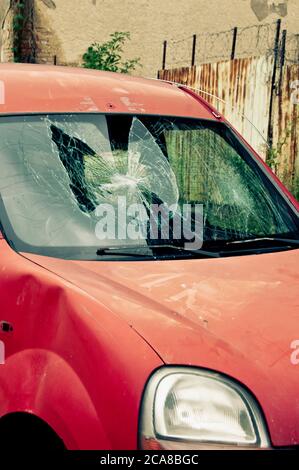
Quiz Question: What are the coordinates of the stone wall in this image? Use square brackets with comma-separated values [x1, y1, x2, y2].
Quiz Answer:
[32, 0, 299, 76]
[34, 1, 65, 65]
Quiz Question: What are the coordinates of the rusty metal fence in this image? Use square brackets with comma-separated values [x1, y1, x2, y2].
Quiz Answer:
[158, 21, 299, 199]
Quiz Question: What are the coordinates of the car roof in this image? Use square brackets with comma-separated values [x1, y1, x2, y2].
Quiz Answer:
[0, 63, 217, 119]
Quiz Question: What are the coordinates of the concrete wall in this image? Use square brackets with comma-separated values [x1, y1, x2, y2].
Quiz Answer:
[0, 0, 10, 22]
[29, 0, 299, 76]
[1, 1, 298, 74]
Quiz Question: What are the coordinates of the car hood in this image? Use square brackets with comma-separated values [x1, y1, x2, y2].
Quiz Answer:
[24, 249, 299, 446]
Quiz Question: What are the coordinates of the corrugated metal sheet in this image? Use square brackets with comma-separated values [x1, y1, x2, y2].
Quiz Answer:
[158, 57, 299, 197]
[159, 57, 273, 157]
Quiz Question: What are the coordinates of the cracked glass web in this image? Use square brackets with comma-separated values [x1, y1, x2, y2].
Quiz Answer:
[0, 113, 296, 256]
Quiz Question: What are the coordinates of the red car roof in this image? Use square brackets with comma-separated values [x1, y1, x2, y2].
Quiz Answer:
[0, 63, 216, 118]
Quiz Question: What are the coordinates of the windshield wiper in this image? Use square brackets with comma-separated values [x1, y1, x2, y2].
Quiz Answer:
[96, 238, 299, 259]
[149, 244, 220, 258]
[96, 246, 153, 258]
[96, 244, 219, 258]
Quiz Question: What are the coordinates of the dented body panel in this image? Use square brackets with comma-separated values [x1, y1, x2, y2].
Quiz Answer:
[0, 242, 162, 449]
[23, 249, 299, 447]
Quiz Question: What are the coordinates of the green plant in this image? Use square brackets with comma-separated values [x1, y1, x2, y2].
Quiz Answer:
[82, 31, 141, 73]
[266, 123, 299, 200]
[266, 124, 292, 174]
[12, 0, 25, 62]
[11, 0, 36, 63]
[290, 176, 299, 201]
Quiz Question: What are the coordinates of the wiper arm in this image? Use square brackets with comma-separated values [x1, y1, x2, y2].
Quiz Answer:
[96, 244, 219, 258]
[150, 244, 220, 258]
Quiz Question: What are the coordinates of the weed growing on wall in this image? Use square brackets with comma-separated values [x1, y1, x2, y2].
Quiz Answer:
[82, 31, 141, 73]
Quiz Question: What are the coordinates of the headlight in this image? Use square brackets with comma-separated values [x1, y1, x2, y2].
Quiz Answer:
[139, 367, 270, 450]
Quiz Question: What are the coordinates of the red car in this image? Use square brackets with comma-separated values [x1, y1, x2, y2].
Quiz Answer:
[0, 63, 298, 450]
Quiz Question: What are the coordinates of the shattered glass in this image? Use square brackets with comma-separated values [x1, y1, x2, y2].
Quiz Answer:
[83, 118, 179, 222]
[0, 113, 297, 259]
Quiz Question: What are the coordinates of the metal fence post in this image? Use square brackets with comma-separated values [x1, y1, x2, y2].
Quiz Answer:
[191, 34, 197, 66]
[278, 29, 287, 95]
[231, 27, 238, 60]
[267, 18, 281, 153]
[162, 40, 167, 70]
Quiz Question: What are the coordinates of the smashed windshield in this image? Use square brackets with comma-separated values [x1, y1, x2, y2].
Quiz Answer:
[0, 114, 297, 260]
